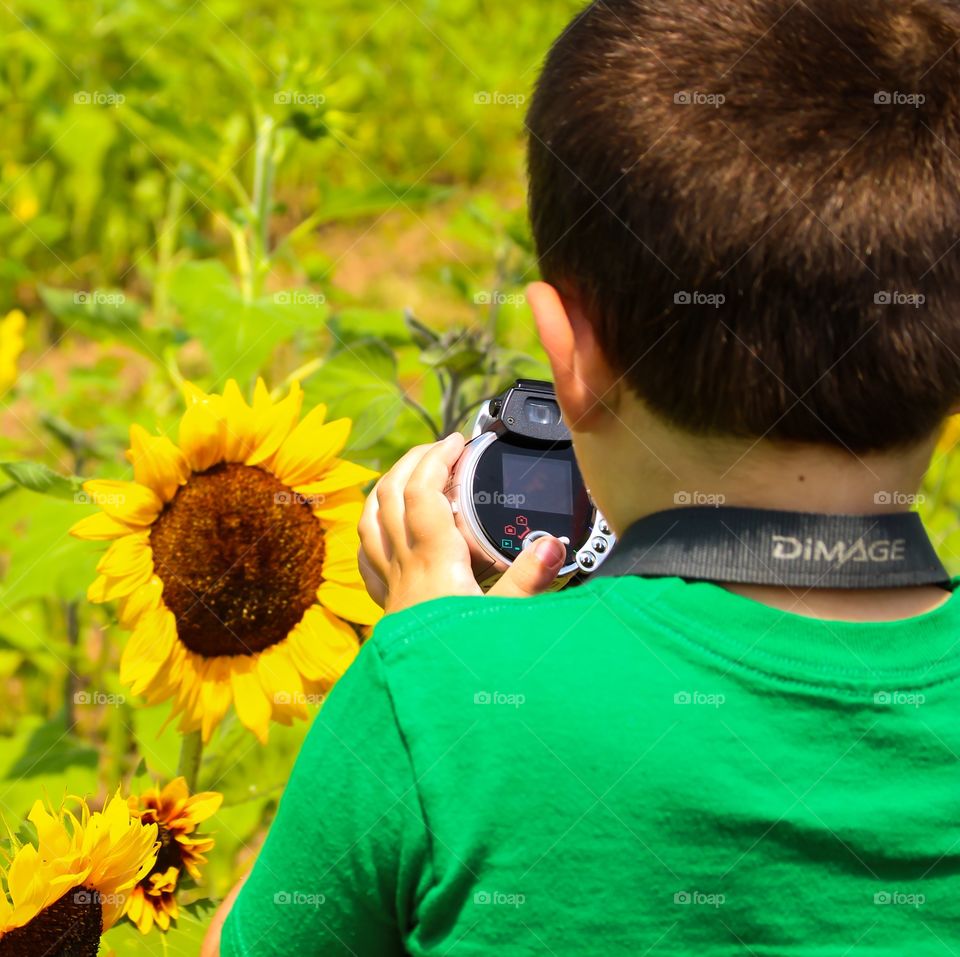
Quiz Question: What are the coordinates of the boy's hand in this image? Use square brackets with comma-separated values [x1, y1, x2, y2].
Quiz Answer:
[358, 433, 568, 615]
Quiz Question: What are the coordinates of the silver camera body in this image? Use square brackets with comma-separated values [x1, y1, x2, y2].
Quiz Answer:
[445, 379, 615, 588]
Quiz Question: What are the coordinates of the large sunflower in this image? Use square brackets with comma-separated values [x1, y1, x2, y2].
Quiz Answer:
[0, 792, 158, 957]
[125, 777, 222, 934]
[71, 379, 383, 742]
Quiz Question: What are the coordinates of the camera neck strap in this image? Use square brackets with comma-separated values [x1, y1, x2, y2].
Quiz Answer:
[595, 507, 952, 590]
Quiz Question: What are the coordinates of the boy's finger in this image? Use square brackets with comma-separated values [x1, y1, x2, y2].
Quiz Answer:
[403, 433, 466, 547]
[357, 544, 388, 608]
[375, 442, 438, 549]
[488, 535, 567, 599]
[359, 491, 390, 568]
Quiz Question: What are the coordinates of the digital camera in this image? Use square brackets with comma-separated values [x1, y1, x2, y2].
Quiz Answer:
[445, 379, 615, 588]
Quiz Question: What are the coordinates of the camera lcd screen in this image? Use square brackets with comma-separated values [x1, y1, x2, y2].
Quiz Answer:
[501, 452, 573, 515]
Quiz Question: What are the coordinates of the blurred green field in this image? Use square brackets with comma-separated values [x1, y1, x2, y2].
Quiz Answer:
[0, 0, 583, 952]
[3, 0, 960, 953]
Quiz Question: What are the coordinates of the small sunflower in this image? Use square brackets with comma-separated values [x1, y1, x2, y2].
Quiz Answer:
[125, 777, 222, 934]
[0, 792, 158, 957]
[0, 310, 25, 394]
[71, 379, 383, 742]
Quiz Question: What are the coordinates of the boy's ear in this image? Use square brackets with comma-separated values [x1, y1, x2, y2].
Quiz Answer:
[526, 281, 619, 431]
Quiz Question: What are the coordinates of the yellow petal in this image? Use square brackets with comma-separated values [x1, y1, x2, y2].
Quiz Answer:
[245, 381, 303, 466]
[120, 607, 176, 691]
[287, 605, 360, 683]
[96, 532, 152, 578]
[69, 512, 134, 540]
[294, 459, 379, 495]
[178, 399, 226, 472]
[127, 424, 190, 501]
[118, 576, 164, 629]
[6, 843, 42, 905]
[257, 646, 307, 720]
[87, 563, 152, 603]
[271, 408, 352, 487]
[181, 381, 210, 406]
[320, 522, 363, 585]
[198, 659, 233, 742]
[82, 480, 162, 526]
[221, 379, 256, 462]
[317, 581, 383, 625]
[183, 790, 223, 824]
[310, 487, 364, 524]
[125, 887, 145, 925]
[230, 663, 272, 743]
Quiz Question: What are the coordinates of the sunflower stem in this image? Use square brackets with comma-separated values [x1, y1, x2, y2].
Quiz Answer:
[178, 729, 204, 792]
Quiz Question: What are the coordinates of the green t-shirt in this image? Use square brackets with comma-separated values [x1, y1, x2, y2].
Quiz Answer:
[221, 575, 960, 955]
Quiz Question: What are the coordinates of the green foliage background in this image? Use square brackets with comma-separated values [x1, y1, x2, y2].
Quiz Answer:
[0, 0, 583, 951]
[3, 0, 960, 953]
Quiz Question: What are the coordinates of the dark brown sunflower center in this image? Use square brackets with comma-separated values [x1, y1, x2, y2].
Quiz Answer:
[146, 823, 183, 879]
[150, 462, 325, 658]
[0, 885, 102, 957]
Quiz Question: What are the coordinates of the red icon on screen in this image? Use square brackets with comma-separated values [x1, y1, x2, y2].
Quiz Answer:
[504, 525, 517, 536]
[516, 515, 528, 526]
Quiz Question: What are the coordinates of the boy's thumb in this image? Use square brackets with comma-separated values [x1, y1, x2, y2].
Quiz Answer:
[488, 535, 567, 599]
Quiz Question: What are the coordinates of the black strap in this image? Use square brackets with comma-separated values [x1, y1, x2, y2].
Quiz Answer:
[595, 507, 952, 590]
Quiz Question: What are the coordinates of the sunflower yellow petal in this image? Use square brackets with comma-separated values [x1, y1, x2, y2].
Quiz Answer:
[82, 480, 162, 526]
[294, 459, 379, 495]
[126, 887, 145, 925]
[69, 511, 134, 540]
[181, 381, 210, 406]
[320, 522, 363, 585]
[221, 378, 257, 462]
[230, 664, 272, 743]
[317, 580, 383, 625]
[308, 486, 365, 523]
[127, 423, 190, 501]
[321, 548, 362, 586]
[245, 381, 303, 466]
[257, 646, 308, 720]
[120, 607, 176, 691]
[118, 575, 164, 629]
[198, 659, 233, 742]
[272, 408, 352, 487]
[87, 563, 152, 603]
[96, 532, 151, 578]
[183, 790, 223, 824]
[287, 605, 360, 683]
[178, 399, 226, 472]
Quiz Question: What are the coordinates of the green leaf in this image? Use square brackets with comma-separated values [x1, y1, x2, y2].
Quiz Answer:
[310, 182, 451, 224]
[0, 461, 82, 499]
[130, 703, 182, 781]
[169, 261, 323, 385]
[421, 326, 492, 378]
[404, 309, 441, 349]
[329, 308, 413, 347]
[304, 338, 411, 449]
[0, 716, 98, 821]
[38, 285, 175, 361]
[0, 490, 98, 605]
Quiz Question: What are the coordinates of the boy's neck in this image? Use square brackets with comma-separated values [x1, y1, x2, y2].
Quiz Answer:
[575, 403, 947, 622]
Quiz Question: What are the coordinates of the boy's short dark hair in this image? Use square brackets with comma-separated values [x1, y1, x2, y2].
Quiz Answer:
[526, 0, 960, 453]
